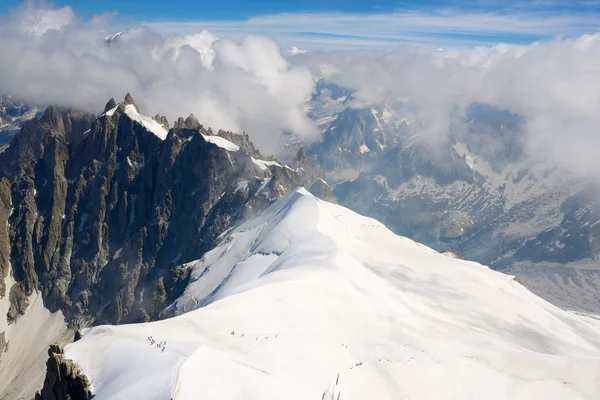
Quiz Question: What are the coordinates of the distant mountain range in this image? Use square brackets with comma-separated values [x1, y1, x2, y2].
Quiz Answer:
[305, 79, 600, 314]
[3, 83, 600, 318]
[0, 95, 40, 151]
[1, 82, 600, 398]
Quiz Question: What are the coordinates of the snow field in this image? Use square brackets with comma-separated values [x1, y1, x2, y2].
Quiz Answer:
[65, 188, 600, 399]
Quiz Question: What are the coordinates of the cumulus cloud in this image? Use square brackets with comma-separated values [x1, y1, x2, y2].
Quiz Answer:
[13, 1, 76, 37]
[2, 2, 600, 178]
[0, 2, 317, 155]
[296, 36, 600, 178]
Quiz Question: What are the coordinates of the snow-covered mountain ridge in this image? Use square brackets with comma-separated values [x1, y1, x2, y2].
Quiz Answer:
[0, 94, 332, 399]
[65, 188, 600, 400]
[302, 81, 600, 313]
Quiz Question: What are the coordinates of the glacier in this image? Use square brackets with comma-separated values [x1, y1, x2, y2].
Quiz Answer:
[64, 188, 600, 399]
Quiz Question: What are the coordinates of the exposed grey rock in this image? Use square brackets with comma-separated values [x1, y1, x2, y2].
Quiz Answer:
[153, 114, 170, 130]
[174, 116, 186, 129]
[292, 146, 326, 186]
[7, 283, 29, 323]
[309, 179, 337, 204]
[216, 129, 260, 157]
[35, 344, 92, 400]
[0, 331, 6, 360]
[103, 98, 117, 114]
[184, 114, 201, 129]
[123, 93, 135, 105]
[0, 178, 11, 298]
[122, 93, 140, 113]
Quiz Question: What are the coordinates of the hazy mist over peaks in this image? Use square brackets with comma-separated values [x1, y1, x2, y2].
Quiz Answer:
[1, 1, 600, 175]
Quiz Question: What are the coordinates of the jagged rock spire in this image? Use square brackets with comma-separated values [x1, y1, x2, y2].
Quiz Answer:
[153, 114, 170, 130]
[123, 93, 135, 105]
[103, 98, 117, 114]
[309, 179, 338, 204]
[296, 145, 307, 160]
[173, 114, 202, 130]
[40, 105, 66, 135]
[122, 93, 140, 112]
[174, 117, 185, 129]
[184, 114, 201, 130]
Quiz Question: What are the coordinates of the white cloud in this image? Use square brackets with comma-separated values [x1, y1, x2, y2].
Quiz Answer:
[297, 34, 600, 177]
[2, 2, 600, 179]
[14, 1, 76, 37]
[155, 30, 218, 69]
[0, 3, 317, 156]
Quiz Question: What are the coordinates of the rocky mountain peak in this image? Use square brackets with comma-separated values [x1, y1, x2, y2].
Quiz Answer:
[0, 98, 326, 330]
[153, 114, 170, 130]
[184, 114, 201, 130]
[309, 179, 337, 203]
[40, 106, 64, 132]
[103, 98, 117, 114]
[296, 145, 307, 160]
[174, 116, 186, 129]
[123, 93, 136, 105]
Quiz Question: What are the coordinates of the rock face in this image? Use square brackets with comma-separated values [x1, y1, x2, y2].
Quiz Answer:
[0, 95, 322, 328]
[35, 344, 92, 400]
[310, 107, 402, 171]
[0, 331, 6, 355]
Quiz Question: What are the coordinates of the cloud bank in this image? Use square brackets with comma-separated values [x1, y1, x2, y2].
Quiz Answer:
[296, 36, 600, 177]
[0, 2, 317, 155]
[2, 1, 600, 178]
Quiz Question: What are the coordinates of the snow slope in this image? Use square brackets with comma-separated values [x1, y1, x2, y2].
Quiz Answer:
[124, 104, 169, 140]
[251, 157, 282, 171]
[103, 103, 169, 140]
[201, 134, 239, 152]
[0, 273, 71, 399]
[65, 189, 600, 400]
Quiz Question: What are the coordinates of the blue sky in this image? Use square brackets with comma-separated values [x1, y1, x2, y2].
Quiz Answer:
[3, 0, 600, 49]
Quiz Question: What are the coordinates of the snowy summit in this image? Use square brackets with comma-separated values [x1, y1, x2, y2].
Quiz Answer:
[65, 189, 600, 399]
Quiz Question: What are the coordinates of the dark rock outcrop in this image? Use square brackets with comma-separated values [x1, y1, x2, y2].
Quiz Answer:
[184, 114, 201, 130]
[153, 114, 170, 130]
[35, 345, 92, 400]
[0, 178, 11, 298]
[309, 107, 403, 171]
[174, 116, 186, 129]
[173, 114, 203, 130]
[309, 179, 337, 203]
[0, 331, 7, 360]
[7, 283, 29, 323]
[103, 98, 117, 114]
[123, 93, 135, 105]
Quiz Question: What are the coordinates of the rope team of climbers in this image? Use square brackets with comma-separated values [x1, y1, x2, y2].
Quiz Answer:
[148, 335, 166, 352]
